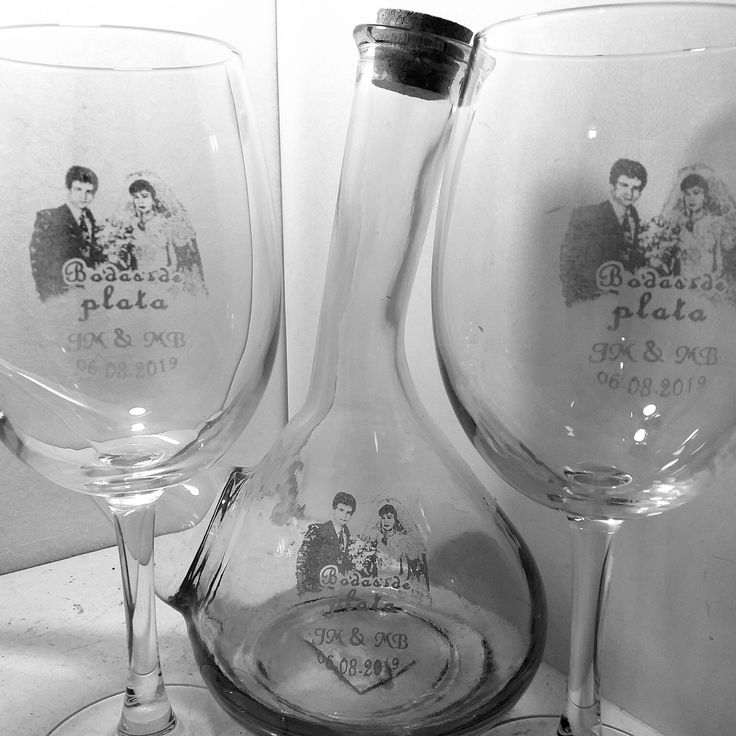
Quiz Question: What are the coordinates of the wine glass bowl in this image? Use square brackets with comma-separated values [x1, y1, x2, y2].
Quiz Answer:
[0, 26, 278, 500]
[0, 24, 280, 735]
[435, 3, 736, 521]
[433, 3, 736, 733]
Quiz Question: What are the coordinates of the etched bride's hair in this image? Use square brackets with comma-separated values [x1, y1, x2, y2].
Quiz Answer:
[660, 164, 736, 223]
[128, 178, 164, 213]
[680, 172, 718, 216]
[680, 173, 708, 193]
[378, 503, 406, 533]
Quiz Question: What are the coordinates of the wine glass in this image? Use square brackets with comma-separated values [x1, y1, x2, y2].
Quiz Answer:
[433, 4, 736, 735]
[0, 25, 280, 735]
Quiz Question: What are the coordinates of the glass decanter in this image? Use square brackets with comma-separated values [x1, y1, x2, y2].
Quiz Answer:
[169, 10, 546, 735]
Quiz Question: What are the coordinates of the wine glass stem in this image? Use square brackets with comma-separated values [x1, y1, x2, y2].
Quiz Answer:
[108, 494, 177, 736]
[560, 516, 623, 736]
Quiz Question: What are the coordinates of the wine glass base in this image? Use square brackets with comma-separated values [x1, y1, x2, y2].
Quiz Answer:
[47, 684, 253, 736]
[488, 715, 633, 735]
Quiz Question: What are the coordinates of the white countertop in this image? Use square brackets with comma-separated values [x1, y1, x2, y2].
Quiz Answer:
[2, 546, 663, 736]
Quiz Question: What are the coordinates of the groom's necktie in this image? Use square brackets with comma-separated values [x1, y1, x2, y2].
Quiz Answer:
[338, 526, 347, 553]
[622, 208, 634, 247]
[79, 211, 91, 245]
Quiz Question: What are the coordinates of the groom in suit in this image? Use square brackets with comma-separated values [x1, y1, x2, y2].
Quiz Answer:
[560, 158, 649, 305]
[29, 165, 102, 301]
[296, 492, 357, 595]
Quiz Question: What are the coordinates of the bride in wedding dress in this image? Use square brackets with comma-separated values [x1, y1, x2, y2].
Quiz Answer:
[658, 164, 736, 281]
[99, 170, 205, 291]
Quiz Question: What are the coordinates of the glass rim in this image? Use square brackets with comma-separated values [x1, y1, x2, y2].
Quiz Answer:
[0, 23, 238, 71]
[476, 1, 736, 60]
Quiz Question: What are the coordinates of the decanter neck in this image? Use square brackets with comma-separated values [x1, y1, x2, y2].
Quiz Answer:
[307, 17, 471, 399]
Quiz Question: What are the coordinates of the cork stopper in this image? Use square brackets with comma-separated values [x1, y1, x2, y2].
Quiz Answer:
[358, 8, 473, 100]
[375, 9, 473, 45]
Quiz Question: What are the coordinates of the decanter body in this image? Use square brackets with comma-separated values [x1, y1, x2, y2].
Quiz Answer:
[173, 11, 546, 735]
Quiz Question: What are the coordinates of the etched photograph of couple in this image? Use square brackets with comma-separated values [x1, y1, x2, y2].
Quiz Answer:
[29, 165, 205, 302]
[560, 159, 736, 306]
[294, 492, 430, 600]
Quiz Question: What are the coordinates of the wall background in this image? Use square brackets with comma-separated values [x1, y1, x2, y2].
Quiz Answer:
[0, 2, 734, 735]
